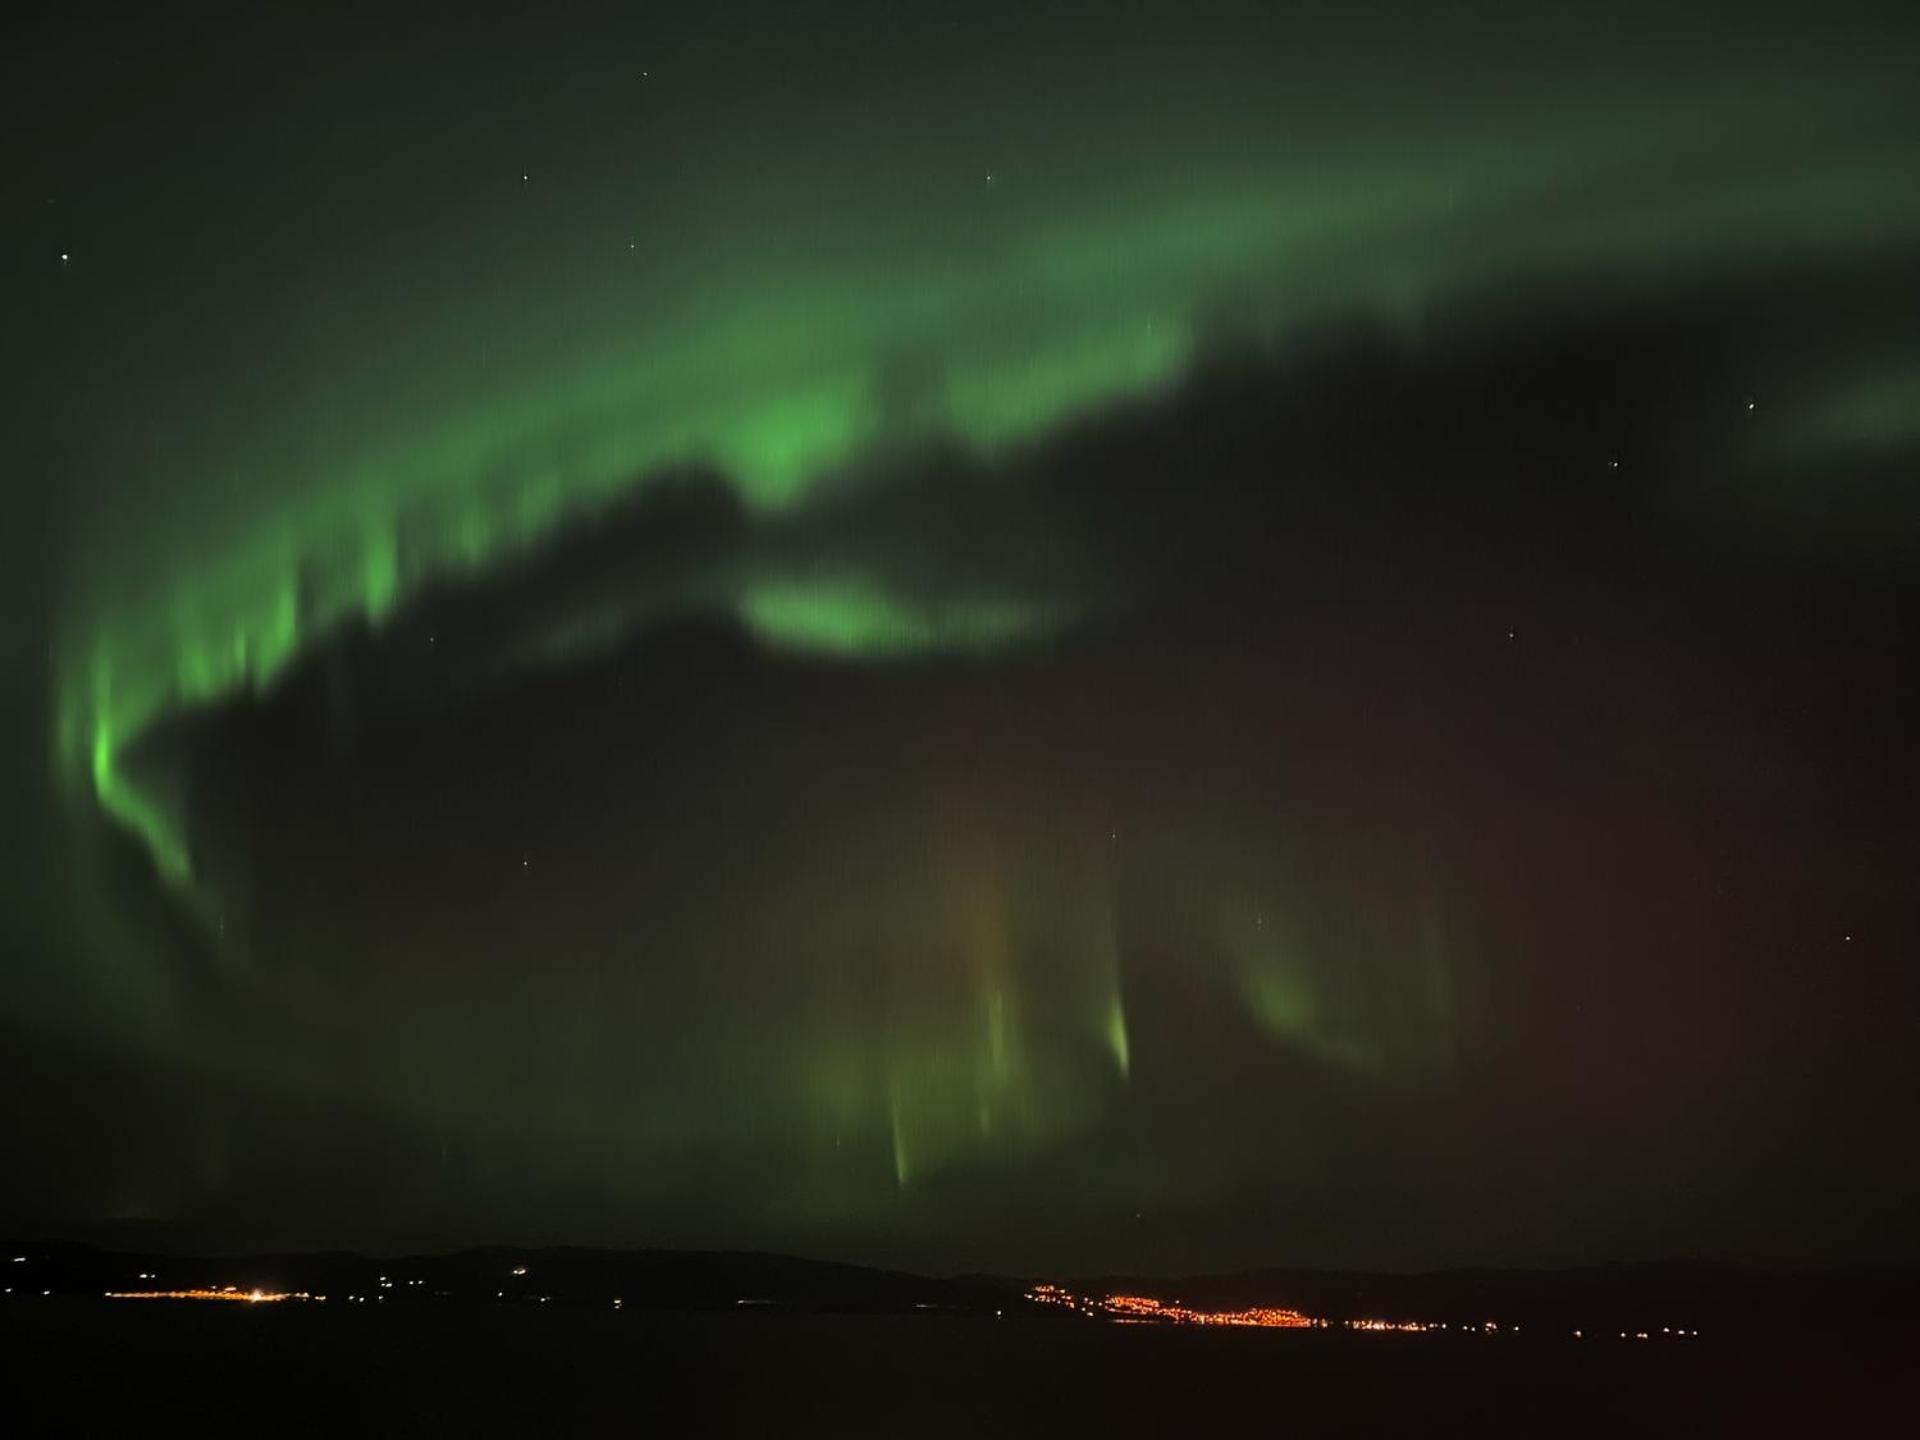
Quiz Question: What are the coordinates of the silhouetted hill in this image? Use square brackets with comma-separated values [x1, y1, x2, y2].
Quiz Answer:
[0, 1239, 1023, 1315]
[6, 1238, 1912, 1339]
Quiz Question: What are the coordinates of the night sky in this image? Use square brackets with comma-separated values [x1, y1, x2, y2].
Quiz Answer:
[5, 1, 1918, 1275]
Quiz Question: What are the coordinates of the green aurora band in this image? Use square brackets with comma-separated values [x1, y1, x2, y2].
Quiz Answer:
[35, 27, 1920, 1239]
[59, 62, 1920, 893]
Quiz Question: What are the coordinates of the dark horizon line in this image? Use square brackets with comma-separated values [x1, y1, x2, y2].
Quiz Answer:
[8, 1231, 1916, 1283]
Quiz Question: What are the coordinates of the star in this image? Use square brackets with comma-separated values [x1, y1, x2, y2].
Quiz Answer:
[58, 253, 70, 267]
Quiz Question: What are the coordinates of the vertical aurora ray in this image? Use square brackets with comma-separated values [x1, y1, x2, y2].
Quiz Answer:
[1104, 992, 1132, 1080]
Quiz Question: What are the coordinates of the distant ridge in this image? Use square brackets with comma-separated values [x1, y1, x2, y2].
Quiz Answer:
[4, 1238, 1913, 1338]
[0, 1239, 1023, 1316]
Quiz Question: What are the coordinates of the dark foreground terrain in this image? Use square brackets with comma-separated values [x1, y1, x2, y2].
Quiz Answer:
[5, 1302, 1907, 1435]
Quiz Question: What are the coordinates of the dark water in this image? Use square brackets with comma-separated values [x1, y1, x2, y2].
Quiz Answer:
[4, 1304, 1901, 1434]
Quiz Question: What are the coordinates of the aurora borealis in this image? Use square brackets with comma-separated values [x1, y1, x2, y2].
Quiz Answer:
[6, 1, 1920, 1272]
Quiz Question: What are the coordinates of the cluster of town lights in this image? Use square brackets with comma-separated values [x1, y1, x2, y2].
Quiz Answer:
[1029, 1283, 1318, 1328]
[1026, 1283, 1696, 1340]
[1104, 1293, 1315, 1328]
[104, 1287, 317, 1303]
